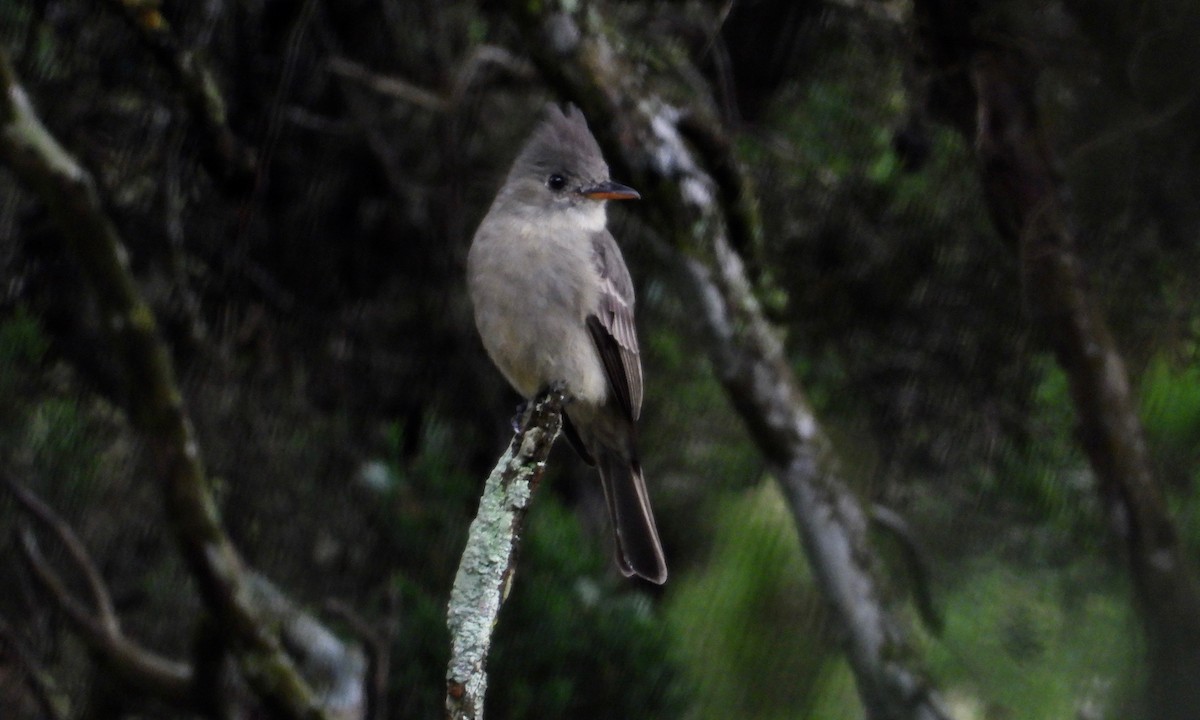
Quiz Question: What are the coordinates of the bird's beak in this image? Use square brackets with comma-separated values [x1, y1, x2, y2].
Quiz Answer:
[581, 180, 640, 201]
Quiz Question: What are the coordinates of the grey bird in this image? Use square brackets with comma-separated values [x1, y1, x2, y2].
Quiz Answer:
[467, 104, 667, 584]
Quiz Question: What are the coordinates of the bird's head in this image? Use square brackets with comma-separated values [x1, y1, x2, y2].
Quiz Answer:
[500, 104, 639, 220]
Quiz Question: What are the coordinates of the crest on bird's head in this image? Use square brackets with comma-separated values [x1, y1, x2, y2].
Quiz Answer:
[509, 103, 609, 185]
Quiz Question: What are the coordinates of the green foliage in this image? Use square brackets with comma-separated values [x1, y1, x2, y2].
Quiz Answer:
[0, 307, 48, 419]
[909, 353, 1146, 719]
[8, 0, 1200, 716]
[1139, 355, 1200, 553]
[386, 571, 455, 720]
[360, 415, 478, 717]
[751, 26, 1026, 484]
[0, 308, 46, 440]
[926, 560, 1138, 720]
[0, 310, 103, 495]
[988, 351, 1200, 557]
[640, 307, 761, 494]
[666, 482, 839, 720]
[26, 397, 102, 493]
[376, 414, 479, 586]
[1140, 355, 1200, 474]
[0, 307, 49, 370]
[987, 357, 1097, 533]
[489, 498, 687, 720]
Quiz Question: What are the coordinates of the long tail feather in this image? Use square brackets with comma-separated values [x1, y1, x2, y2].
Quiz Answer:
[597, 448, 667, 584]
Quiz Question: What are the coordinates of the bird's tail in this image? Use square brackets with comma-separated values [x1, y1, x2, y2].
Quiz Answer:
[597, 448, 668, 584]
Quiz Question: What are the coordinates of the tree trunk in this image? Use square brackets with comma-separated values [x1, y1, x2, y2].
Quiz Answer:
[911, 3, 1200, 716]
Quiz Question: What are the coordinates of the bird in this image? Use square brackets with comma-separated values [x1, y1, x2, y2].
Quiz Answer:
[467, 103, 667, 584]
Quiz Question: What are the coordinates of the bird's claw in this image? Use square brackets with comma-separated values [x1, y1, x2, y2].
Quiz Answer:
[510, 400, 529, 433]
[513, 383, 571, 431]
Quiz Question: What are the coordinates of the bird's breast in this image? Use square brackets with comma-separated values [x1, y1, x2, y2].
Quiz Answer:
[468, 214, 607, 405]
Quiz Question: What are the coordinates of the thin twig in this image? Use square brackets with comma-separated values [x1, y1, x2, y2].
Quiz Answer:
[328, 57, 449, 112]
[870, 503, 943, 635]
[2, 472, 119, 634]
[324, 599, 390, 720]
[14, 517, 193, 701]
[328, 45, 534, 114]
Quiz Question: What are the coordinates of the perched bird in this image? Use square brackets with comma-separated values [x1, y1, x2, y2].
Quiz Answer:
[467, 104, 667, 584]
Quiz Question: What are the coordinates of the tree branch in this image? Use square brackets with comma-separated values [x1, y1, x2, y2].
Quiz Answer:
[678, 230, 950, 720]
[445, 390, 565, 720]
[870, 504, 943, 635]
[0, 50, 331, 720]
[328, 57, 450, 113]
[3, 472, 120, 635]
[98, 0, 257, 192]
[8, 481, 194, 703]
[324, 599, 392, 720]
[328, 44, 535, 114]
[504, 5, 953, 719]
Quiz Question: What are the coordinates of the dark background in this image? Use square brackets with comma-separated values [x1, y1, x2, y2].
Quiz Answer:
[3, 0, 1200, 718]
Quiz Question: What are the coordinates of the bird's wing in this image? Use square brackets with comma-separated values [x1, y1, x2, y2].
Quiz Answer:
[588, 230, 643, 421]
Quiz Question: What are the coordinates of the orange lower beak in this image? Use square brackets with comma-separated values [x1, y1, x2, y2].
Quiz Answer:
[581, 180, 640, 201]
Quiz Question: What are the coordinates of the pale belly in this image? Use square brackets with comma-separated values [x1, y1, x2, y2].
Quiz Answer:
[469, 231, 608, 407]
[480, 307, 607, 406]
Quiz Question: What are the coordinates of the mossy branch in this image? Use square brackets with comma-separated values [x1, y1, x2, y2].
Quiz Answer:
[446, 390, 565, 720]
[0, 51, 330, 720]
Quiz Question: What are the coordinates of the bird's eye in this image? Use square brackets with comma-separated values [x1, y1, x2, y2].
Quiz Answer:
[547, 174, 567, 191]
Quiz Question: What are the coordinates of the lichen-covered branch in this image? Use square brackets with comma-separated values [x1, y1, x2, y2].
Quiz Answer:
[446, 390, 565, 720]
[504, 5, 953, 719]
[911, 3, 1200, 716]
[0, 51, 330, 720]
[679, 230, 949, 720]
[674, 111, 765, 270]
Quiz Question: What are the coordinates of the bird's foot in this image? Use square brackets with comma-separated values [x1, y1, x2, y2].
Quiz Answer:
[509, 400, 529, 433]
[542, 380, 570, 401]
[513, 383, 571, 432]
[536, 381, 572, 412]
